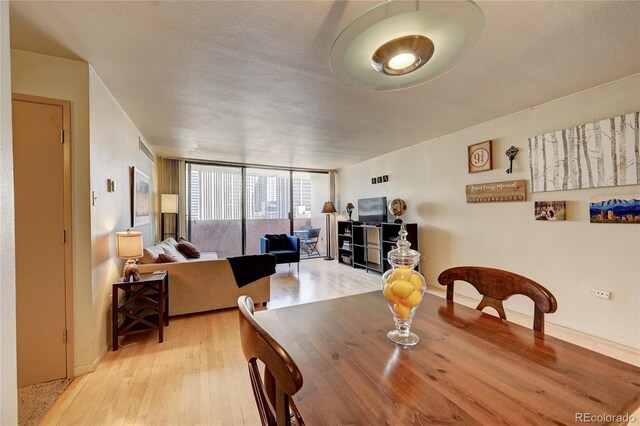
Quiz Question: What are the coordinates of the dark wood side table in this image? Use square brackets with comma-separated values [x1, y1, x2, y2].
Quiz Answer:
[112, 271, 169, 351]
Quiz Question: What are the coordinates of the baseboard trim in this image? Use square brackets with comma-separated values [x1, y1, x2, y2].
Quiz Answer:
[426, 286, 640, 367]
[73, 343, 109, 376]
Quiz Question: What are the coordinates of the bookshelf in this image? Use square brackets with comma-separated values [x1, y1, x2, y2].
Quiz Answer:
[338, 221, 418, 273]
[337, 221, 358, 266]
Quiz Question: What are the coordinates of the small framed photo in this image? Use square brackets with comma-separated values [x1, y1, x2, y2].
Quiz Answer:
[468, 140, 492, 173]
[534, 201, 566, 221]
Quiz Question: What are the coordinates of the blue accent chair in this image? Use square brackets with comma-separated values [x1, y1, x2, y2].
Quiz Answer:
[260, 234, 300, 273]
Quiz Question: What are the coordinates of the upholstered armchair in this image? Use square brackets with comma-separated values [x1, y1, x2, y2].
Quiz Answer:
[260, 234, 300, 273]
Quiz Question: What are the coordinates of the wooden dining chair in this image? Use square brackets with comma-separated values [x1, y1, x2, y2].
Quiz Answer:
[237, 295, 304, 426]
[437, 266, 558, 333]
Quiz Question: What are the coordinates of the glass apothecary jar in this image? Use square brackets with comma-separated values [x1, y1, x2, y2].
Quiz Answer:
[381, 225, 425, 346]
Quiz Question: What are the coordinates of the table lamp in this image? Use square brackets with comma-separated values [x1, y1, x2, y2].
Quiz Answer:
[116, 230, 143, 281]
[346, 203, 355, 221]
[321, 201, 337, 260]
[161, 194, 179, 240]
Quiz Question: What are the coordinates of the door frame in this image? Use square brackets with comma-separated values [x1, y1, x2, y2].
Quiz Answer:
[12, 93, 74, 379]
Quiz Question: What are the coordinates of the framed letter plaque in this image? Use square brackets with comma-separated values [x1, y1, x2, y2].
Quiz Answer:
[468, 140, 492, 173]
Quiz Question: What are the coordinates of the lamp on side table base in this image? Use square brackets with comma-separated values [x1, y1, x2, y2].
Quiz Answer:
[116, 230, 143, 281]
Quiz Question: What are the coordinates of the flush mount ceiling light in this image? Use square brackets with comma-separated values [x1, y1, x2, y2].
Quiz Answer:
[330, 0, 485, 91]
[371, 35, 434, 75]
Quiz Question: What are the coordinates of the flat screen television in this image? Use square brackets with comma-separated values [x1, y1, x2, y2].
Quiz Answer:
[358, 197, 388, 224]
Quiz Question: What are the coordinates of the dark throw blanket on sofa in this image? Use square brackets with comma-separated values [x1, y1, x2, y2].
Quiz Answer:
[227, 254, 277, 287]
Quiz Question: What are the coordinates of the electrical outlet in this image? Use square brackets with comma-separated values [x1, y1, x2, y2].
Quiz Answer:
[591, 288, 610, 299]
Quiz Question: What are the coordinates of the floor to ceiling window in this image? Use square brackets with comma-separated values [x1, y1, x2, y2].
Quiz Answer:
[187, 163, 243, 258]
[187, 162, 329, 258]
[293, 171, 329, 258]
[245, 168, 291, 255]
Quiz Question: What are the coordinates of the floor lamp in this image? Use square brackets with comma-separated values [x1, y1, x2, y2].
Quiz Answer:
[161, 194, 179, 240]
[321, 201, 337, 260]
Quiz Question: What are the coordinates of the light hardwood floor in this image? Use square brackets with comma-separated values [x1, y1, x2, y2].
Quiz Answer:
[42, 259, 638, 425]
[41, 259, 379, 425]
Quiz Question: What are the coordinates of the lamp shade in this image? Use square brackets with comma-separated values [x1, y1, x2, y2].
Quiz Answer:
[161, 194, 179, 214]
[321, 201, 337, 214]
[116, 230, 143, 259]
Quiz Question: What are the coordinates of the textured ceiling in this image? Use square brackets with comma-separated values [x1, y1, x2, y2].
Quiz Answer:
[9, 1, 640, 170]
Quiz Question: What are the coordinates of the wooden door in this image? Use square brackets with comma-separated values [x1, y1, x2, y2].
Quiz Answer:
[12, 96, 69, 387]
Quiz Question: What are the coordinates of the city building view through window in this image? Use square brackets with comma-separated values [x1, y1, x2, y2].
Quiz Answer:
[187, 163, 329, 258]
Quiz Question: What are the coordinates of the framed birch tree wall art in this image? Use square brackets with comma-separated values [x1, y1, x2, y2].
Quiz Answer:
[528, 111, 640, 192]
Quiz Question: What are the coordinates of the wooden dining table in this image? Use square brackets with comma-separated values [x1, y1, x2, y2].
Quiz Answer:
[256, 291, 640, 425]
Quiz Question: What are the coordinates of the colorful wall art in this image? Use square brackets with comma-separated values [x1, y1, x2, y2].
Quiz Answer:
[528, 112, 639, 192]
[589, 194, 640, 224]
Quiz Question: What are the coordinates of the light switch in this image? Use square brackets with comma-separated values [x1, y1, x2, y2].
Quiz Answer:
[92, 191, 99, 206]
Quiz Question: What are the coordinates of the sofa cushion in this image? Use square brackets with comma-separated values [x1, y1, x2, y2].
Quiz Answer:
[265, 234, 292, 251]
[140, 245, 166, 264]
[178, 237, 201, 259]
[157, 253, 178, 263]
[163, 237, 179, 248]
[158, 241, 188, 262]
[269, 250, 299, 264]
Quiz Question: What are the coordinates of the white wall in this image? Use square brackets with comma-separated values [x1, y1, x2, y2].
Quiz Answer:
[11, 50, 157, 376]
[89, 66, 157, 366]
[0, 2, 17, 423]
[10, 49, 94, 374]
[336, 74, 640, 348]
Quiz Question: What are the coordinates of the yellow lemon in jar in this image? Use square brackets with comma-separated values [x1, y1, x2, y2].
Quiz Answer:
[385, 274, 395, 285]
[402, 290, 423, 308]
[394, 303, 411, 321]
[383, 283, 400, 304]
[392, 266, 413, 282]
[390, 279, 414, 298]
[410, 274, 424, 291]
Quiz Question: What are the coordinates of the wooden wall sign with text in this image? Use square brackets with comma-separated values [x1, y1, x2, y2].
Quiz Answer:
[466, 179, 527, 203]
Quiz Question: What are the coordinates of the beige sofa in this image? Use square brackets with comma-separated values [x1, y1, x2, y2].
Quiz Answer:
[138, 239, 271, 316]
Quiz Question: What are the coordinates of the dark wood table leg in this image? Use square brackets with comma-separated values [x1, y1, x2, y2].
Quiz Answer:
[158, 281, 164, 343]
[164, 275, 169, 326]
[112, 284, 119, 351]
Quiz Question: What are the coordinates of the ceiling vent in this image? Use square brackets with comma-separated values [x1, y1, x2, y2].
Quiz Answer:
[138, 137, 155, 164]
